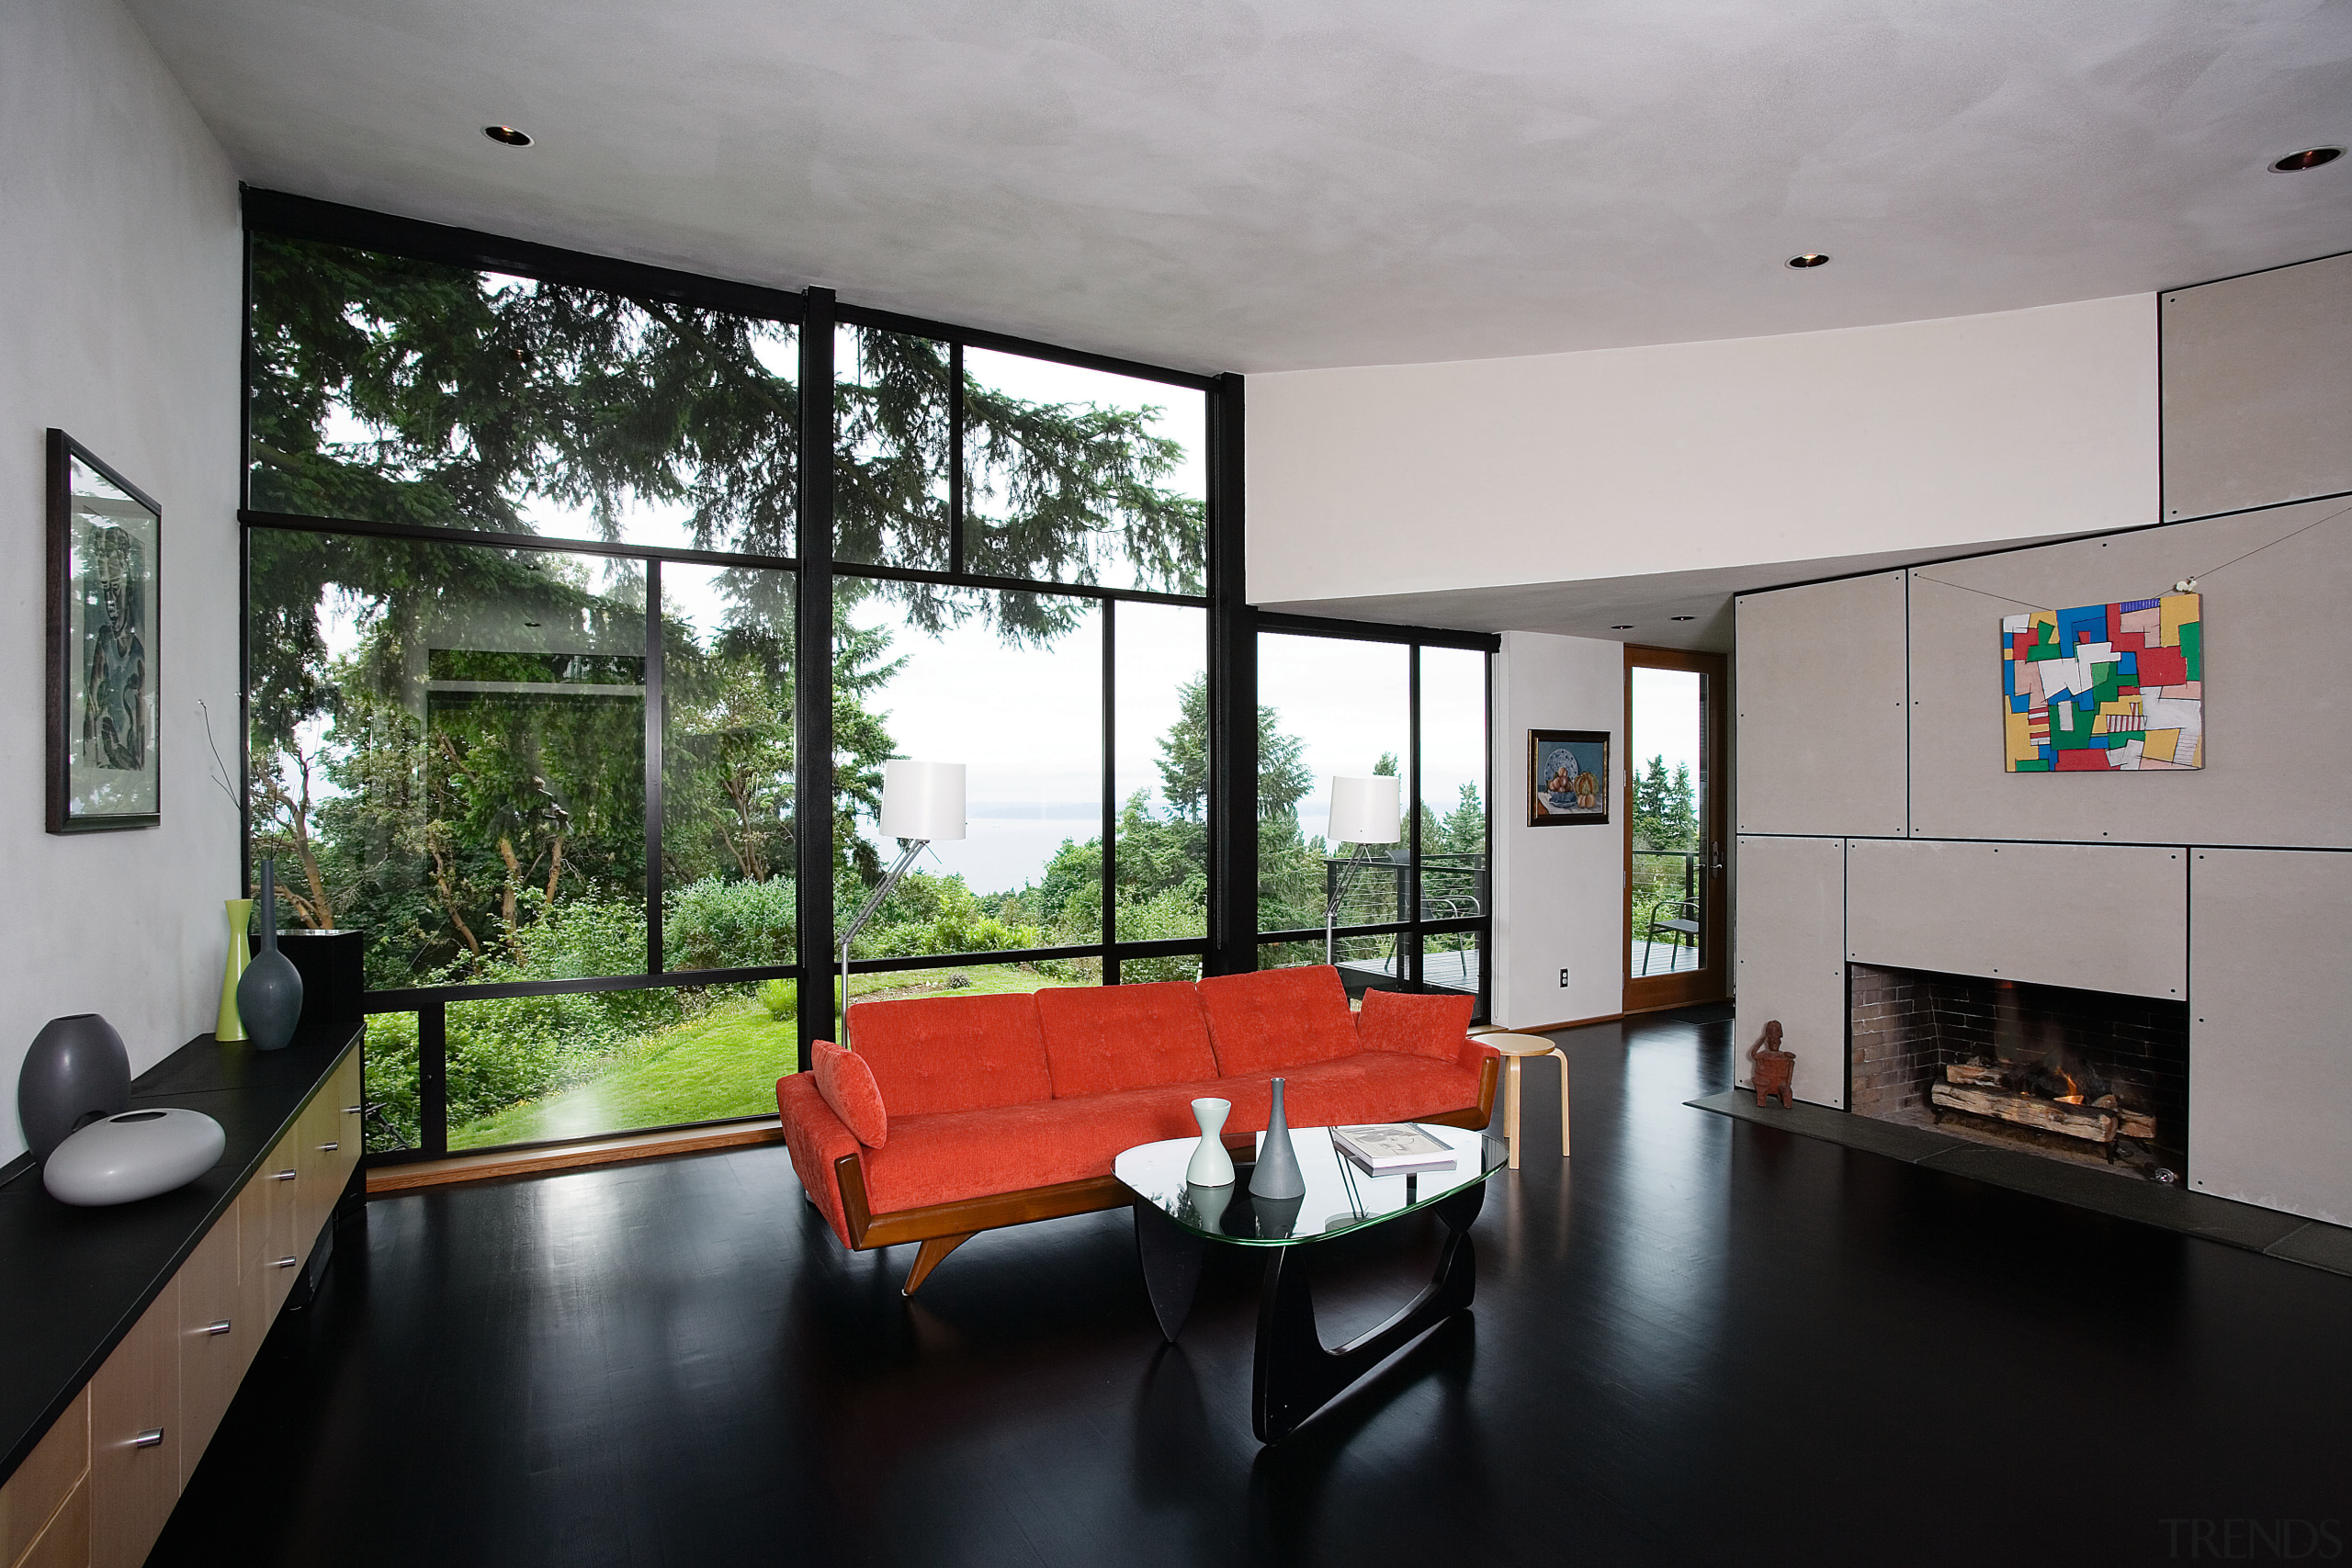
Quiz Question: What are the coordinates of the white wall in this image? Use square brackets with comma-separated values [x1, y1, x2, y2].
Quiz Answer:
[1247, 294, 2158, 606]
[1488, 630, 1623, 1030]
[0, 0, 242, 1161]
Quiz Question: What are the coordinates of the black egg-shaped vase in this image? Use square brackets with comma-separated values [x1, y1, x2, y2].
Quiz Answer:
[20, 1013, 130, 1161]
[237, 947, 302, 1051]
[237, 860, 305, 1051]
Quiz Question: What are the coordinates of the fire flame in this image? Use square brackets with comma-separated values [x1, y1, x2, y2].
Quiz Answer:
[2052, 1069, 2083, 1105]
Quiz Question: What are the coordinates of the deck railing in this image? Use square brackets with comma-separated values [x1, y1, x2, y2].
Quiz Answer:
[1320, 852, 1487, 930]
[1632, 848, 1699, 905]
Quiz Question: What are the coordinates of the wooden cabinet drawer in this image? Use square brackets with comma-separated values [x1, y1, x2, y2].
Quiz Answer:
[256, 1124, 305, 1321]
[1, 1385, 87, 1568]
[88, 1281, 179, 1568]
[330, 1048, 365, 1187]
[294, 1056, 359, 1247]
[175, 1204, 252, 1486]
[15, 1472, 86, 1568]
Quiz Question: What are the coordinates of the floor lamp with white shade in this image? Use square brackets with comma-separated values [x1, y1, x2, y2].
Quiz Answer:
[838, 760, 966, 1044]
[1325, 774, 1402, 967]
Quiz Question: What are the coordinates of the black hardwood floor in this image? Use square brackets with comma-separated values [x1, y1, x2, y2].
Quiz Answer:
[153, 1007, 2352, 1566]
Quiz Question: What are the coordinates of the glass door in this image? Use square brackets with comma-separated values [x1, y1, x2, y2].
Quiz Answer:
[1624, 647, 1727, 1011]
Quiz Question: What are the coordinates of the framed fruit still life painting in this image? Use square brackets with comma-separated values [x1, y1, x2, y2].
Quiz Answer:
[1529, 729, 1610, 826]
[47, 429, 162, 833]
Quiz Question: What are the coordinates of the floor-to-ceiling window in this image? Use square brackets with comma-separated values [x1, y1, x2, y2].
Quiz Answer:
[243, 196, 1221, 1162]
[1252, 618, 1497, 1018]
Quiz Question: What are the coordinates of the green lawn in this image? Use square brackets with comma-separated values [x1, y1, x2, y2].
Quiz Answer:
[449, 965, 1083, 1149]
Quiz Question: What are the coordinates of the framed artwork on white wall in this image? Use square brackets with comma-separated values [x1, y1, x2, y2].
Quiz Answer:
[1528, 728, 1610, 826]
[47, 428, 162, 833]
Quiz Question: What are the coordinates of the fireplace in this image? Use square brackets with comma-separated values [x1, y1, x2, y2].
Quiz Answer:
[1849, 964, 2189, 1182]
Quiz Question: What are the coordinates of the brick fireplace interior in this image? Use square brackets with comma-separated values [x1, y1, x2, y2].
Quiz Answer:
[1849, 963, 2190, 1182]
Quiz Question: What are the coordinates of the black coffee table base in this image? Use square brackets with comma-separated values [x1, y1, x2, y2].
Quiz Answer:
[1133, 1178, 1486, 1442]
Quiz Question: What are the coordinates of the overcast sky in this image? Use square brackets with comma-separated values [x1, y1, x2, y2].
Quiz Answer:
[1629, 666, 1702, 783]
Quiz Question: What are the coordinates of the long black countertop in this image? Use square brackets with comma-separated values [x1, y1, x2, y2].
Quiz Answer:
[0, 1021, 361, 1486]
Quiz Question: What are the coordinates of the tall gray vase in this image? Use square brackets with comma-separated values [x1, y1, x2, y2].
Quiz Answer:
[19, 1014, 130, 1161]
[1250, 1077, 1306, 1201]
[236, 861, 305, 1052]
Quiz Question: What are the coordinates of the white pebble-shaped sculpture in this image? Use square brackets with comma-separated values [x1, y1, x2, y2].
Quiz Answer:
[43, 1108, 226, 1206]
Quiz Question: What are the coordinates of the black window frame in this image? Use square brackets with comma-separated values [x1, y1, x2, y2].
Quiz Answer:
[1252, 613, 1499, 1022]
[239, 190, 1238, 1167]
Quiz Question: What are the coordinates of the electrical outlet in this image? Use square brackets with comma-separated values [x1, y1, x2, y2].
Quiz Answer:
[1558, 968, 1571, 988]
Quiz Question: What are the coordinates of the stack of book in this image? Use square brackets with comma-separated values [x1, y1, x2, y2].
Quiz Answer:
[1331, 1123, 1456, 1175]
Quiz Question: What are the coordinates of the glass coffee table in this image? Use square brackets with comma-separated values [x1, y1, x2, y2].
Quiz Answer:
[1114, 1123, 1508, 1442]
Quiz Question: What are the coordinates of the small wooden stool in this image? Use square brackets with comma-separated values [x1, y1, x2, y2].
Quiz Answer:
[1480, 1032, 1572, 1168]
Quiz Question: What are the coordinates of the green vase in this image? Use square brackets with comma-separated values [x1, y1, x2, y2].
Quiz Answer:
[216, 897, 253, 1043]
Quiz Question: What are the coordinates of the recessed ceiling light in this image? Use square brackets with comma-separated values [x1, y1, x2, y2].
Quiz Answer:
[2271, 146, 2342, 173]
[483, 125, 533, 147]
[1786, 253, 1830, 269]
[1610, 624, 1634, 630]
[1670, 615, 1696, 622]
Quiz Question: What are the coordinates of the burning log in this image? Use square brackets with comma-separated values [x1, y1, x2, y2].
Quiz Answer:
[1931, 1080, 2112, 1138]
[1930, 1081, 2119, 1145]
[1941, 1064, 2155, 1139]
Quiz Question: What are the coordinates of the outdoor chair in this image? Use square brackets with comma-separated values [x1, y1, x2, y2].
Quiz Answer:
[1639, 898, 1700, 974]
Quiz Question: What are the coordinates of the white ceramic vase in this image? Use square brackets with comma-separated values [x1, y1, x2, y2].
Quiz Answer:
[1187, 1097, 1235, 1186]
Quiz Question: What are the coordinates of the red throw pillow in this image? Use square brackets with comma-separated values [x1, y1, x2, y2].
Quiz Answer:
[1353, 987, 1476, 1064]
[812, 1041, 888, 1148]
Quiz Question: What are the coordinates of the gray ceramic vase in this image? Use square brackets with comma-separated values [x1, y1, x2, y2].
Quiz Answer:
[1250, 1077, 1306, 1201]
[236, 860, 305, 1052]
[19, 1014, 131, 1162]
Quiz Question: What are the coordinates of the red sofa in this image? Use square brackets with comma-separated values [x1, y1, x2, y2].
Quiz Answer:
[776, 965, 1500, 1292]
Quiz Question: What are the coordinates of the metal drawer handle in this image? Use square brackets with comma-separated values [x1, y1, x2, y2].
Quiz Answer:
[205, 1320, 232, 1337]
[133, 1428, 164, 1449]
[317, 1142, 339, 1153]
[275, 1256, 299, 1269]
[342, 1104, 362, 1115]
[272, 1169, 297, 1181]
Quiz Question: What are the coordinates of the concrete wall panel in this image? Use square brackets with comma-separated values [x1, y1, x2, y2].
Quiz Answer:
[1736, 572, 1907, 839]
[2162, 253, 2352, 522]
[1733, 835, 1847, 1108]
[1846, 839, 2185, 999]
[2188, 849, 2352, 1227]
[1905, 496, 2352, 848]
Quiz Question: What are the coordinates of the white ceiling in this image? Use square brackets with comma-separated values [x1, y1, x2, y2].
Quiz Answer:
[128, 0, 2352, 376]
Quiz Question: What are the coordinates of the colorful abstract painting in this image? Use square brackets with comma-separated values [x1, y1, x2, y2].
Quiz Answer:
[2001, 592, 2201, 772]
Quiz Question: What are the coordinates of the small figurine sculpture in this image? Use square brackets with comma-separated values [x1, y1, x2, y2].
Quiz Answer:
[1748, 1021, 1795, 1110]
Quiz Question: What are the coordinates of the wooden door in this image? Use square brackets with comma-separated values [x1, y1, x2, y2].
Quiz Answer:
[1624, 645, 1730, 1011]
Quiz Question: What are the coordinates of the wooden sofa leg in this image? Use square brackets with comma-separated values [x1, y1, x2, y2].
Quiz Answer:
[903, 1232, 977, 1296]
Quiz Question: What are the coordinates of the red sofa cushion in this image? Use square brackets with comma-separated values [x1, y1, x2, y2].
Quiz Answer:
[1243, 1052, 1487, 1136]
[811, 1041, 888, 1147]
[1353, 987, 1476, 1064]
[1195, 965, 1360, 1077]
[845, 991, 1054, 1116]
[1035, 982, 1219, 1098]
[859, 1093, 1202, 1214]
